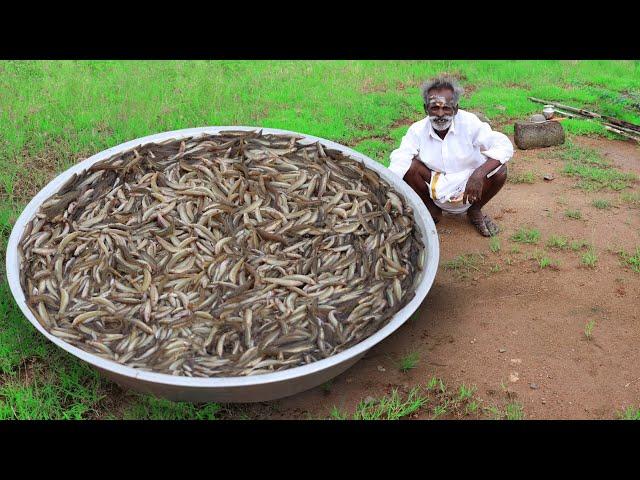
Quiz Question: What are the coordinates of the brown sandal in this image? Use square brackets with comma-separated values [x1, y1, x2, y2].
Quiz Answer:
[469, 215, 492, 237]
[483, 215, 500, 236]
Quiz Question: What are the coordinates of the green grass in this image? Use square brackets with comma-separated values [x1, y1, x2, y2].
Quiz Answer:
[484, 405, 502, 420]
[0, 351, 106, 420]
[330, 406, 348, 420]
[432, 403, 448, 419]
[443, 253, 485, 279]
[556, 140, 637, 191]
[584, 320, 596, 341]
[351, 387, 428, 420]
[489, 236, 501, 253]
[509, 171, 536, 184]
[397, 352, 420, 373]
[538, 257, 553, 269]
[504, 402, 525, 420]
[564, 209, 582, 220]
[0, 281, 50, 375]
[122, 395, 222, 420]
[511, 227, 541, 244]
[426, 376, 447, 394]
[581, 249, 598, 268]
[490, 263, 501, 273]
[547, 235, 569, 249]
[592, 199, 612, 209]
[570, 239, 591, 251]
[465, 400, 480, 415]
[618, 406, 640, 420]
[353, 138, 394, 166]
[621, 191, 640, 208]
[529, 249, 559, 269]
[618, 247, 640, 273]
[457, 384, 477, 402]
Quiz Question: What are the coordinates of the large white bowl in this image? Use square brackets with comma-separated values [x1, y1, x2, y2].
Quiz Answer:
[6, 126, 439, 403]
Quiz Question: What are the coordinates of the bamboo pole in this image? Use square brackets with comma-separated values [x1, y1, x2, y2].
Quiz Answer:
[603, 125, 640, 143]
[529, 97, 640, 137]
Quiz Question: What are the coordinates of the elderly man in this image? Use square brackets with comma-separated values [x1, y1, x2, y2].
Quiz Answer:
[388, 76, 513, 236]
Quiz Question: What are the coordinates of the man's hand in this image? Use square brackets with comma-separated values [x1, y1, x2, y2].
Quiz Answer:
[463, 170, 484, 205]
[403, 156, 432, 205]
[464, 159, 502, 205]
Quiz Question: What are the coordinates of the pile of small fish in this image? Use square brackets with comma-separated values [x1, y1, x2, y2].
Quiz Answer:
[18, 130, 425, 377]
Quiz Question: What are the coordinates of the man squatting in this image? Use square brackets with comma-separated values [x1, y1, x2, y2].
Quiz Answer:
[388, 76, 514, 237]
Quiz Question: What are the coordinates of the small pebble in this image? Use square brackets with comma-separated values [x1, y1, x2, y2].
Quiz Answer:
[543, 174, 554, 181]
[509, 372, 520, 383]
[377, 365, 386, 372]
[499, 348, 506, 353]
[530, 383, 539, 390]
[510, 358, 522, 365]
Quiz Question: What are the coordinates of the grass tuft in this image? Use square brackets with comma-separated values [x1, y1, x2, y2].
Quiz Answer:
[564, 209, 582, 219]
[621, 191, 640, 208]
[352, 387, 428, 420]
[584, 320, 596, 340]
[511, 227, 540, 244]
[547, 235, 569, 249]
[618, 406, 640, 420]
[618, 247, 640, 273]
[443, 253, 485, 279]
[592, 198, 612, 209]
[489, 236, 501, 253]
[570, 239, 591, 251]
[509, 171, 536, 184]
[398, 352, 420, 373]
[581, 249, 598, 268]
[457, 384, 477, 402]
[504, 402, 525, 420]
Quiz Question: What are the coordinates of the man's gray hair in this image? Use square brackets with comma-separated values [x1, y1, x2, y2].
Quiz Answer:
[421, 76, 465, 105]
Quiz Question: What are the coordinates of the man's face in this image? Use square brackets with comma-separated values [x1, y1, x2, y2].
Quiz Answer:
[424, 88, 458, 131]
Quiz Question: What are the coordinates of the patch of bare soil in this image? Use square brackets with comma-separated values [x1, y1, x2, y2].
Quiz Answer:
[269, 137, 640, 419]
[390, 117, 415, 129]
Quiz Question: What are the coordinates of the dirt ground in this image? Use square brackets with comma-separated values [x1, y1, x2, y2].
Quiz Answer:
[261, 136, 640, 419]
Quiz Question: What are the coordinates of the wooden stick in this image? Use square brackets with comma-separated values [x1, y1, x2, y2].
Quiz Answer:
[552, 108, 581, 119]
[529, 97, 640, 133]
[602, 122, 640, 137]
[603, 125, 640, 143]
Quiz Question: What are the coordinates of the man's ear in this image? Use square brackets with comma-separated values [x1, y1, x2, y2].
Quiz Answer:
[453, 104, 459, 115]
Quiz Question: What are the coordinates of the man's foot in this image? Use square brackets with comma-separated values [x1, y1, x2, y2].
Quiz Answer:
[467, 207, 499, 237]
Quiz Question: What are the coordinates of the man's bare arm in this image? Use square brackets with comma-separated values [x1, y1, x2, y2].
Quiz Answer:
[463, 158, 501, 205]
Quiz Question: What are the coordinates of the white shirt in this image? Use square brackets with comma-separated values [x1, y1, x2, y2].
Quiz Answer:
[387, 110, 514, 180]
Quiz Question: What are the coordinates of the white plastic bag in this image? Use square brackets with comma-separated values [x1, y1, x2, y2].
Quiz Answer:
[427, 168, 474, 204]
